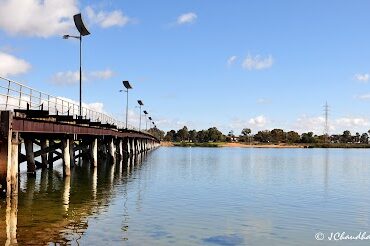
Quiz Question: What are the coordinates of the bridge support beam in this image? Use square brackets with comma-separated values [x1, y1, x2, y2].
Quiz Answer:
[62, 138, 71, 176]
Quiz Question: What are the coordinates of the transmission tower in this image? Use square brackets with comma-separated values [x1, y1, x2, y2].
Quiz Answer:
[323, 101, 329, 139]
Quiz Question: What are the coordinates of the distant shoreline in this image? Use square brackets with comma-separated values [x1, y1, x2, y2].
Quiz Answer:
[160, 141, 370, 148]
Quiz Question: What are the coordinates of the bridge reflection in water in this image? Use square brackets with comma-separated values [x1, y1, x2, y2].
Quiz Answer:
[0, 153, 148, 245]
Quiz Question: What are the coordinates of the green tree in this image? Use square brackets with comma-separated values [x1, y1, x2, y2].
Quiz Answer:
[240, 128, 252, 142]
[148, 127, 165, 140]
[188, 130, 197, 142]
[177, 126, 189, 142]
[301, 132, 316, 143]
[360, 133, 369, 144]
[271, 129, 285, 143]
[207, 127, 224, 142]
[254, 130, 272, 143]
[197, 130, 208, 142]
[286, 131, 300, 143]
[341, 130, 351, 143]
[164, 130, 176, 142]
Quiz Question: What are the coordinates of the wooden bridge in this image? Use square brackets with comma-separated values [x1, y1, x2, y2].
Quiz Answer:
[0, 76, 160, 197]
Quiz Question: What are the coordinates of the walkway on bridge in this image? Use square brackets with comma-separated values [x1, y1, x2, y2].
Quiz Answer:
[0, 76, 160, 197]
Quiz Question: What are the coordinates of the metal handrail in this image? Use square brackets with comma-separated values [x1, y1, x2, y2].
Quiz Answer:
[0, 76, 145, 133]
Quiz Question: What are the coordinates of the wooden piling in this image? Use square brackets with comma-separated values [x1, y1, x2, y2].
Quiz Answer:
[40, 139, 48, 169]
[69, 136, 75, 167]
[25, 138, 35, 174]
[9, 133, 19, 196]
[90, 138, 98, 167]
[48, 140, 54, 168]
[108, 138, 116, 164]
[62, 138, 71, 176]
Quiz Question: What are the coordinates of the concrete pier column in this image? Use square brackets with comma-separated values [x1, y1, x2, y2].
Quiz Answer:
[62, 138, 71, 176]
[90, 138, 98, 167]
[108, 138, 116, 164]
[40, 139, 48, 169]
[25, 138, 35, 174]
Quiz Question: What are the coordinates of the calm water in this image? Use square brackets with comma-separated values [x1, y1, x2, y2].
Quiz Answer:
[1, 147, 370, 245]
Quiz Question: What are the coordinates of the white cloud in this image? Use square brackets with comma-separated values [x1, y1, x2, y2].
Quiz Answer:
[335, 117, 369, 128]
[51, 69, 114, 85]
[248, 115, 267, 127]
[355, 93, 370, 100]
[177, 12, 197, 25]
[256, 98, 270, 104]
[0, 52, 31, 77]
[242, 54, 274, 70]
[292, 115, 370, 134]
[89, 69, 114, 80]
[227, 56, 237, 66]
[51, 71, 85, 85]
[86, 6, 130, 28]
[293, 115, 326, 134]
[354, 73, 369, 82]
[0, 0, 78, 37]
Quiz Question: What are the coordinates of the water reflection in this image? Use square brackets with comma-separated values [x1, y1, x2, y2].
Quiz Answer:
[1, 153, 148, 245]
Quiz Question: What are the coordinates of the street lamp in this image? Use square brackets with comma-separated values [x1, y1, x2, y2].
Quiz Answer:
[137, 100, 144, 131]
[119, 80, 132, 129]
[63, 13, 90, 118]
[143, 110, 148, 130]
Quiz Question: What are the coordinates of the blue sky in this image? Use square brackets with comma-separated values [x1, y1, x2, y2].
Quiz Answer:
[1, 0, 370, 135]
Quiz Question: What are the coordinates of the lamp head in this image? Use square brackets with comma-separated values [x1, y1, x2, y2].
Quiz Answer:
[73, 13, 90, 36]
[63, 35, 70, 39]
[122, 80, 132, 89]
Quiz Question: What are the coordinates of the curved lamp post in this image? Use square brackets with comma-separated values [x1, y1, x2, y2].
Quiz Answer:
[119, 80, 132, 129]
[143, 110, 148, 130]
[137, 100, 144, 131]
[63, 13, 90, 118]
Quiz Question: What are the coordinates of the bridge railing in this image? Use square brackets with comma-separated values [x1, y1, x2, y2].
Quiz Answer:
[0, 76, 143, 132]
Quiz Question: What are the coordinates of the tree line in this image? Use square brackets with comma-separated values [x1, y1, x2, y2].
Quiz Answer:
[153, 126, 370, 144]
